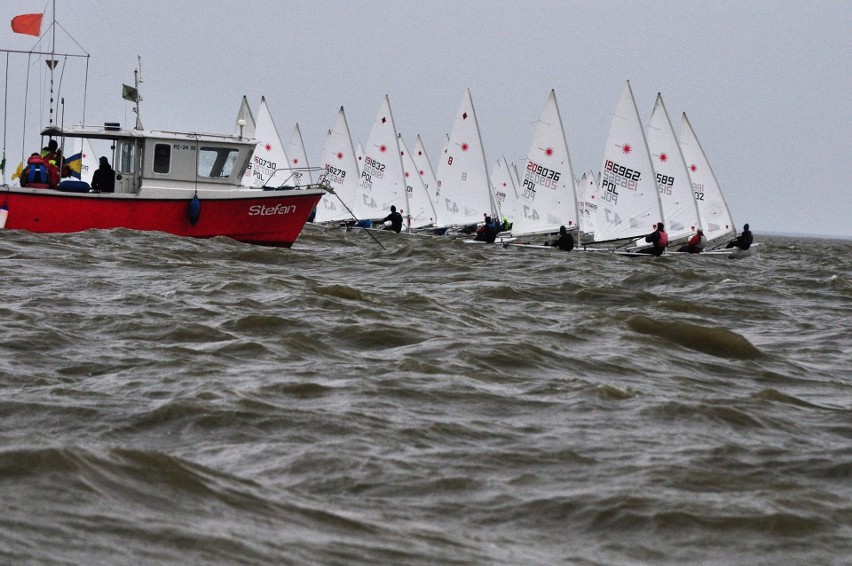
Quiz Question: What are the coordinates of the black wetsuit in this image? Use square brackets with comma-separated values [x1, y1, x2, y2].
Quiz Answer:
[381, 211, 403, 233]
[726, 230, 753, 250]
[550, 232, 575, 251]
[638, 229, 667, 256]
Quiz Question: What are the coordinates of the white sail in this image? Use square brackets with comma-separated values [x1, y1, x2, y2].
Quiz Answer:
[593, 80, 663, 242]
[233, 95, 256, 139]
[434, 89, 495, 227]
[315, 106, 360, 223]
[647, 93, 701, 242]
[679, 113, 735, 245]
[412, 134, 440, 224]
[353, 95, 407, 220]
[241, 97, 290, 188]
[512, 90, 579, 237]
[490, 156, 518, 223]
[70, 136, 99, 184]
[356, 142, 365, 174]
[284, 123, 312, 186]
[399, 135, 439, 229]
[579, 169, 600, 236]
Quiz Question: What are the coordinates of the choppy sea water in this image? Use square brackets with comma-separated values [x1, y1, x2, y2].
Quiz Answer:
[0, 227, 850, 565]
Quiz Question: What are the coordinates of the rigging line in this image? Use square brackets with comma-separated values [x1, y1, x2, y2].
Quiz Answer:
[3, 52, 8, 165]
[21, 53, 32, 170]
[319, 173, 385, 250]
[54, 21, 90, 56]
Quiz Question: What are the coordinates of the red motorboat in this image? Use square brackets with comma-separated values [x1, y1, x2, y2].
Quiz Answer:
[1, 122, 324, 247]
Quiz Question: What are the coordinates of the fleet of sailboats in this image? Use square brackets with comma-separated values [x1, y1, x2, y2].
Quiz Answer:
[279, 79, 744, 254]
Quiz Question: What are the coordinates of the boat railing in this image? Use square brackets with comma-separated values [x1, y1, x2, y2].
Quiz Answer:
[261, 166, 326, 190]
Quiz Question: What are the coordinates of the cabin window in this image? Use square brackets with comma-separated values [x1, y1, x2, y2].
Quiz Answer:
[153, 143, 171, 174]
[117, 141, 136, 174]
[197, 147, 239, 178]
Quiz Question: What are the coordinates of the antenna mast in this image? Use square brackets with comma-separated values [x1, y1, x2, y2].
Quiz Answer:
[134, 55, 143, 130]
[47, 0, 57, 127]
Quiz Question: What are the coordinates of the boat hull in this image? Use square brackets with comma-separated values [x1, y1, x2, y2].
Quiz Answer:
[0, 186, 324, 247]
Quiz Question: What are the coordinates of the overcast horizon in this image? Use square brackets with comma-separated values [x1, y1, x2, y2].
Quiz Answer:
[2, 0, 849, 238]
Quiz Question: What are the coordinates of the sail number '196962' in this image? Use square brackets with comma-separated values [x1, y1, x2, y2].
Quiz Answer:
[249, 204, 296, 216]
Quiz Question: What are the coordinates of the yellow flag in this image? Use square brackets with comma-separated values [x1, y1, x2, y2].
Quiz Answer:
[10, 161, 23, 180]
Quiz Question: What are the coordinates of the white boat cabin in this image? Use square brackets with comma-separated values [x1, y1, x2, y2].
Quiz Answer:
[41, 124, 258, 194]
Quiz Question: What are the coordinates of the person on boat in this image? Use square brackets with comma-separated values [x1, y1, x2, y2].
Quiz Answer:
[474, 216, 499, 243]
[638, 222, 668, 256]
[91, 156, 116, 193]
[726, 224, 753, 250]
[20, 153, 56, 189]
[380, 205, 403, 233]
[41, 139, 59, 164]
[678, 228, 707, 254]
[47, 149, 71, 179]
[547, 225, 575, 251]
[501, 216, 512, 232]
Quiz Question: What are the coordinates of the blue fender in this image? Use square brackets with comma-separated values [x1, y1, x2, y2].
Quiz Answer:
[187, 193, 201, 226]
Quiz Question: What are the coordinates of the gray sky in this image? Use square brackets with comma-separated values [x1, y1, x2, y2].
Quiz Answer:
[3, 0, 850, 238]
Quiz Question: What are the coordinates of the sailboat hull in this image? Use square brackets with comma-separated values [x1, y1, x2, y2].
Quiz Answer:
[0, 186, 323, 247]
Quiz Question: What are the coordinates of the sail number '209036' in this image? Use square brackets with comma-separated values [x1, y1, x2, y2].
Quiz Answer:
[248, 204, 297, 216]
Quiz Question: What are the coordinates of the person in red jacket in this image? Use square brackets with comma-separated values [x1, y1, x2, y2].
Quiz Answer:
[20, 153, 52, 189]
[638, 222, 668, 256]
[678, 228, 707, 253]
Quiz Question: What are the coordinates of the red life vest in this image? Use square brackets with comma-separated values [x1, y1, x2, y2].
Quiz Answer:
[658, 230, 669, 248]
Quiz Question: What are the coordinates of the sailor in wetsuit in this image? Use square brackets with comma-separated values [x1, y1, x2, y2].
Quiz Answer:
[473, 216, 499, 243]
[678, 228, 707, 253]
[638, 222, 668, 255]
[726, 223, 753, 250]
[548, 225, 575, 251]
[381, 205, 403, 233]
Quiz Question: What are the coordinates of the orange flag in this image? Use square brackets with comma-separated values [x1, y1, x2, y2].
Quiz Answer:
[11, 13, 43, 36]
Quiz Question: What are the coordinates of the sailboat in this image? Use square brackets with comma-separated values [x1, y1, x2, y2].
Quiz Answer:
[679, 113, 735, 247]
[578, 170, 599, 238]
[314, 106, 360, 224]
[71, 136, 99, 184]
[412, 134, 442, 226]
[285, 123, 313, 187]
[434, 89, 496, 231]
[510, 89, 579, 242]
[233, 95, 257, 139]
[647, 93, 701, 244]
[590, 80, 664, 251]
[241, 96, 291, 188]
[489, 156, 518, 226]
[399, 135, 439, 230]
[356, 142, 365, 174]
[352, 95, 407, 225]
